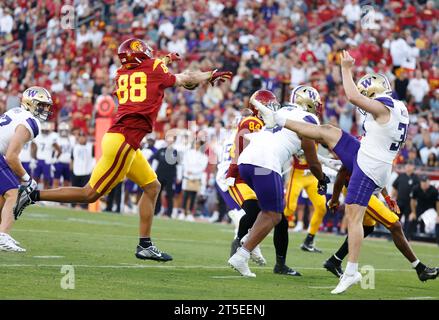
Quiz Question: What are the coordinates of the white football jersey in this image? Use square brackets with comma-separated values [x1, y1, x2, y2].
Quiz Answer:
[57, 135, 75, 163]
[358, 95, 409, 187]
[0, 107, 41, 156]
[215, 130, 235, 192]
[19, 142, 32, 163]
[238, 107, 320, 175]
[34, 131, 58, 161]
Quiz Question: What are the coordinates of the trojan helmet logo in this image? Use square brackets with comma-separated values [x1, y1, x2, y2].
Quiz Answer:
[130, 40, 143, 52]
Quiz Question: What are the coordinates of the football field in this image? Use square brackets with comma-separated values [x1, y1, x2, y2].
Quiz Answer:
[1, 206, 439, 300]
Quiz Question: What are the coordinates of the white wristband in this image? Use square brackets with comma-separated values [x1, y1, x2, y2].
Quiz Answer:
[21, 173, 30, 182]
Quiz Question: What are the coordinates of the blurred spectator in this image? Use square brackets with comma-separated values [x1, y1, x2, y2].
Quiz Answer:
[392, 160, 420, 234]
[152, 135, 182, 218]
[181, 140, 208, 222]
[408, 70, 430, 105]
[71, 132, 94, 209]
[409, 175, 439, 240]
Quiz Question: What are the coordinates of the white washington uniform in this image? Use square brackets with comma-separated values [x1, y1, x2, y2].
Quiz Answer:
[357, 94, 409, 188]
[238, 107, 319, 174]
[0, 107, 41, 195]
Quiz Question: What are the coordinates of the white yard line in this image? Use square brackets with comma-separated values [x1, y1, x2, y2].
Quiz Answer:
[33, 256, 64, 259]
[405, 296, 436, 300]
[0, 264, 418, 272]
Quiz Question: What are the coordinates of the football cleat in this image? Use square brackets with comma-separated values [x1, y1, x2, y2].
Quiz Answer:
[228, 248, 256, 278]
[0, 234, 26, 252]
[301, 242, 322, 253]
[13, 185, 35, 220]
[331, 272, 362, 294]
[240, 233, 266, 266]
[135, 245, 172, 262]
[323, 259, 343, 278]
[273, 264, 302, 277]
[417, 266, 439, 282]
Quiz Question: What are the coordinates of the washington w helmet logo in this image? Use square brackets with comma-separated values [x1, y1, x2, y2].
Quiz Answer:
[361, 78, 372, 88]
[308, 90, 317, 100]
[27, 90, 38, 97]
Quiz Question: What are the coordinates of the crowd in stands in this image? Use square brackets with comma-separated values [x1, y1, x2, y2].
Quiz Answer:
[0, 0, 438, 239]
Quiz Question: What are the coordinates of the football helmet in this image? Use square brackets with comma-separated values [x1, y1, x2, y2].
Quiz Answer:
[58, 122, 70, 137]
[118, 38, 153, 68]
[356, 73, 392, 98]
[290, 85, 322, 116]
[21, 86, 53, 121]
[249, 89, 281, 118]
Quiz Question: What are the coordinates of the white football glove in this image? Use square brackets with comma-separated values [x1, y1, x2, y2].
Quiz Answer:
[225, 177, 236, 187]
[21, 177, 37, 192]
[249, 95, 287, 128]
[317, 155, 342, 171]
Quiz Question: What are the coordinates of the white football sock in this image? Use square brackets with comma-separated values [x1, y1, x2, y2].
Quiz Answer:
[411, 259, 420, 268]
[345, 262, 358, 275]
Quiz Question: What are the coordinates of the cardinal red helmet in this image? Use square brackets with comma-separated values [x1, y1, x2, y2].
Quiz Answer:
[249, 89, 279, 118]
[118, 38, 153, 69]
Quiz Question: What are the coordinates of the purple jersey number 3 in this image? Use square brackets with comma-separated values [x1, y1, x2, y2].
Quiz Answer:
[0, 114, 12, 127]
[389, 122, 408, 151]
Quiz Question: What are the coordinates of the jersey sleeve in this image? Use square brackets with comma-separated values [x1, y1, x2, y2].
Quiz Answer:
[23, 117, 41, 139]
[302, 113, 319, 125]
[153, 59, 176, 88]
[374, 95, 394, 109]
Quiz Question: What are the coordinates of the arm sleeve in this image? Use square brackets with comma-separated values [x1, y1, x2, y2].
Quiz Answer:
[23, 118, 40, 139]
[154, 60, 176, 88]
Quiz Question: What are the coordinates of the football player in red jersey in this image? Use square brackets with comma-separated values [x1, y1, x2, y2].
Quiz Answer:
[15, 38, 233, 262]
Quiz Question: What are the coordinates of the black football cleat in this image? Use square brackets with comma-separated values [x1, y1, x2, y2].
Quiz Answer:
[13, 186, 35, 220]
[323, 259, 343, 278]
[273, 264, 302, 277]
[230, 238, 241, 258]
[135, 244, 173, 262]
[417, 266, 439, 282]
[300, 242, 322, 253]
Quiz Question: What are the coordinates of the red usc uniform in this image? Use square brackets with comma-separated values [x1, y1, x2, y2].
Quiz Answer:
[89, 58, 175, 195]
[227, 116, 264, 206]
[109, 58, 176, 149]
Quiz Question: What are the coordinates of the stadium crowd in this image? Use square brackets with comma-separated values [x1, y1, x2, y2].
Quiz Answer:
[0, 0, 438, 241]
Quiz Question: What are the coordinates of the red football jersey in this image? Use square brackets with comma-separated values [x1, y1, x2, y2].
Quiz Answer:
[226, 116, 264, 183]
[108, 58, 176, 149]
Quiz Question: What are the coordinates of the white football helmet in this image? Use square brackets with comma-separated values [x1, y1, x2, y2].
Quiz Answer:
[21, 86, 53, 121]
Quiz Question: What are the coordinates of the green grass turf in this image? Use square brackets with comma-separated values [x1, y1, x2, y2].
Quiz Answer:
[1, 206, 438, 300]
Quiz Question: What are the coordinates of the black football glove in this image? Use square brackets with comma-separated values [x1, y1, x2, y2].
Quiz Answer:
[317, 174, 330, 195]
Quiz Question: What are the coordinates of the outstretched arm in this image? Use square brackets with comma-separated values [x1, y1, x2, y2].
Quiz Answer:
[340, 50, 389, 120]
[174, 69, 233, 88]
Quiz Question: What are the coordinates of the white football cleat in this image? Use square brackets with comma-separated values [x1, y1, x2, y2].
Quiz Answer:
[185, 214, 195, 222]
[331, 272, 362, 294]
[228, 248, 256, 278]
[293, 221, 304, 232]
[0, 234, 26, 252]
[240, 234, 266, 266]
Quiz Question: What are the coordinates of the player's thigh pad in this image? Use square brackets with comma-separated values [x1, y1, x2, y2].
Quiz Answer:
[229, 183, 257, 207]
[345, 158, 379, 207]
[239, 164, 284, 213]
[126, 149, 157, 189]
[332, 130, 360, 173]
[365, 195, 399, 228]
[90, 133, 136, 195]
